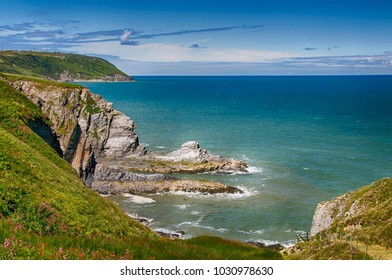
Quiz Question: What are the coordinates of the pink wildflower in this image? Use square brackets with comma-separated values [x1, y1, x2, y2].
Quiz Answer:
[3, 238, 11, 248]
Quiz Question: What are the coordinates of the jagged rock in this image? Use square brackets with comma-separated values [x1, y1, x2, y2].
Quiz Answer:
[310, 193, 349, 237]
[93, 163, 167, 182]
[163, 141, 220, 162]
[9, 79, 248, 195]
[10, 80, 145, 185]
[102, 112, 144, 158]
[126, 213, 152, 226]
[91, 176, 242, 195]
[155, 230, 183, 239]
[246, 241, 284, 251]
[122, 141, 249, 174]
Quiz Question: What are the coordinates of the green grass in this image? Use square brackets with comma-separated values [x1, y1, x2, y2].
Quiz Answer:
[323, 178, 392, 248]
[286, 178, 392, 259]
[0, 78, 282, 260]
[288, 239, 371, 260]
[0, 51, 130, 81]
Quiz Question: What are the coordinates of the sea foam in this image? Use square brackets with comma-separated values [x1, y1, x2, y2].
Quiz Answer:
[122, 193, 156, 204]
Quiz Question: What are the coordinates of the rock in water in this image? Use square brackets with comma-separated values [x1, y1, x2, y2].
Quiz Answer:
[9, 79, 247, 195]
[164, 141, 212, 161]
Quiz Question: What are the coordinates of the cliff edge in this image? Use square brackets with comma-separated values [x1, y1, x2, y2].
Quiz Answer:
[310, 178, 391, 248]
[3, 73, 246, 194]
[285, 178, 391, 259]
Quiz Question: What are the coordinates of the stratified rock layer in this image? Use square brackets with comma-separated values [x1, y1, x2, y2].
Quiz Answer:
[10, 80, 145, 185]
[9, 79, 247, 194]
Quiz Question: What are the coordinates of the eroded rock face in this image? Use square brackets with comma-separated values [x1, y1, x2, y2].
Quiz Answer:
[11, 80, 145, 185]
[10, 79, 247, 195]
[310, 193, 352, 237]
[164, 141, 213, 161]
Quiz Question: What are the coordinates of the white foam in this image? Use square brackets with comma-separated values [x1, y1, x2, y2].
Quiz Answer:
[239, 229, 265, 235]
[253, 239, 296, 248]
[177, 221, 194, 227]
[176, 221, 225, 233]
[122, 194, 156, 204]
[285, 229, 307, 234]
[173, 204, 191, 210]
[245, 166, 263, 174]
[156, 146, 166, 149]
[126, 213, 153, 223]
[242, 155, 250, 161]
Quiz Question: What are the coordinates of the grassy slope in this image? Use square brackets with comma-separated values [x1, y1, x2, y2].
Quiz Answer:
[0, 51, 129, 81]
[0, 79, 282, 259]
[288, 178, 392, 260]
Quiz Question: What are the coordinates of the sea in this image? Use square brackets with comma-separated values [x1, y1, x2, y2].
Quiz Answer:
[80, 76, 392, 246]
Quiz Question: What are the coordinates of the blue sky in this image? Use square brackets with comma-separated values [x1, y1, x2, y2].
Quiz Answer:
[1, 0, 392, 75]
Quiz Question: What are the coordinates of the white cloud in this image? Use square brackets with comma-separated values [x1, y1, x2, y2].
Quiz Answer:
[120, 29, 132, 44]
[65, 41, 295, 63]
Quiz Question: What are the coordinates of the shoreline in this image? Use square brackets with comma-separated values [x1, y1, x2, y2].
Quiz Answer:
[121, 194, 290, 250]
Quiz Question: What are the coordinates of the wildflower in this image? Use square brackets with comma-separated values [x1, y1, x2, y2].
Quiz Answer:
[3, 238, 11, 248]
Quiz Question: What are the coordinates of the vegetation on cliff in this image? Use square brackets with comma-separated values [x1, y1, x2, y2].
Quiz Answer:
[287, 178, 392, 260]
[0, 79, 281, 259]
[0, 51, 131, 81]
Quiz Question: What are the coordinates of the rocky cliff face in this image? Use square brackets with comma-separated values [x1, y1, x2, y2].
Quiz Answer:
[10, 80, 145, 185]
[8, 78, 247, 195]
[310, 193, 350, 237]
[310, 178, 392, 249]
[59, 70, 131, 82]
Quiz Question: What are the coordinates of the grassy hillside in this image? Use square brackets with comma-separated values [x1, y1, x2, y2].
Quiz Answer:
[0, 51, 130, 81]
[288, 178, 392, 260]
[0, 79, 281, 259]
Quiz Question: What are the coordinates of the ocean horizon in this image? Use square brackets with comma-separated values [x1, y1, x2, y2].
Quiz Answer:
[80, 75, 392, 246]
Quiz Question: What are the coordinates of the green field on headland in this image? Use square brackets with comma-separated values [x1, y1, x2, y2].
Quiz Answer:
[0, 51, 130, 81]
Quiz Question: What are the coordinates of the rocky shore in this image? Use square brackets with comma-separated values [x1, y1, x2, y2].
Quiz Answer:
[9, 78, 247, 195]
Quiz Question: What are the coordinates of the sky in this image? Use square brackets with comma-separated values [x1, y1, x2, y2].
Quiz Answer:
[1, 0, 392, 75]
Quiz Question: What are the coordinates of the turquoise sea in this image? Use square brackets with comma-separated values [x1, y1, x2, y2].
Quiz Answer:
[81, 76, 392, 246]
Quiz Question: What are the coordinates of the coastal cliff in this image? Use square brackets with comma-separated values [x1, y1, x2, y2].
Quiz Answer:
[10, 79, 145, 186]
[286, 178, 392, 259]
[0, 51, 131, 82]
[3, 74, 246, 194]
[310, 178, 391, 248]
[0, 78, 280, 260]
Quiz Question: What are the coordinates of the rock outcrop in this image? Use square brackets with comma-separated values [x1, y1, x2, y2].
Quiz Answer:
[9, 79, 247, 195]
[112, 141, 248, 175]
[10, 80, 145, 185]
[310, 193, 350, 237]
[310, 178, 392, 249]
[156, 141, 248, 173]
[59, 70, 131, 82]
[164, 141, 215, 161]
